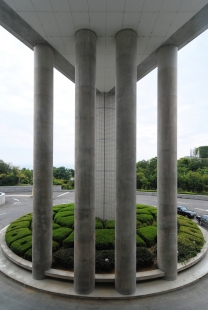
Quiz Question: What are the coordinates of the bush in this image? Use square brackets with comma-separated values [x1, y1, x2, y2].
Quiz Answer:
[52, 227, 73, 245]
[5, 228, 32, 247]
[178, 232, 202, 263]
[137, 214, 154, 225]
[11, 235, 32, 256]
[7, 221, 31, 232]
[55, 215, 74, 228]
[136, 209, 151, 215]
[96, 218, 104, 229]
[137, 226, 157, 247]
[136, 247, 154, 269]
[24, 248, 32, 261]
[54, 210, 74, 221]
[105, 220, 115, 229]
[53, 223, 60, 230]
[136, 235, 146, 247]
[12, 214, 32, 223]
[96, 250, 115, 272]
[63, 231, 74, 247]
[53, 248, 74, 268]
[96, 229, 115, 250]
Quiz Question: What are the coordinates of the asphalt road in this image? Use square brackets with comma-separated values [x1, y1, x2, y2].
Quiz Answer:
[1, 191, 208, 310]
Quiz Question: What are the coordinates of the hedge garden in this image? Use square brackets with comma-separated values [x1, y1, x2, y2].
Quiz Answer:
[5, 203, 205, 272]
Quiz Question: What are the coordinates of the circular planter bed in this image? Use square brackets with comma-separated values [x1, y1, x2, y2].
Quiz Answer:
[5, 203, 205, 273]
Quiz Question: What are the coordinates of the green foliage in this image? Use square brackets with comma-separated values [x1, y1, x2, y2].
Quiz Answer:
[13, 214, 32, 223]
[136, 209, 150, 215]
[53, 166, 74, 189]
[105, 220, 115, 229]
[52, 227, 73, 245]
[136, 156, 208, 193]
[24, 248, 32, 261]
[53, 223, 60, 230]
[11, 235, 32, 256]
[136, 235, 146, 247]
[198, 146, 208, 159]
[96, 229, 115, 250]
[5, 228, 32, 247]
[54, 210, 74, 221]
[136, 214, 154, 225]
[6, 203, 205, 272]
[7, 221, 31, 232]
[137, 226, 157, 247]
[63, 231, 74, 247]
[96, 250, 115, 272]
[53, 248, 74, 268]
[96, 218, 104, 229]
[136, 247, 154, 269]
[55, 215, 74, 229]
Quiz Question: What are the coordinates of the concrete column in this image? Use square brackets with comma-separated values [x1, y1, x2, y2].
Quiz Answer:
[74, 29, 96, 294]
[157, 44, 178, 280]
[115, 29, 137, 295]
[32, 44, 54, 279]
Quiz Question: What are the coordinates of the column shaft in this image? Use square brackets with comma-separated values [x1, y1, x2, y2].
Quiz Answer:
[115, 29, 137, 295]
[74, 29, 96, 294]
[32, 44, 54, 279]
[157, 44, 178, 280]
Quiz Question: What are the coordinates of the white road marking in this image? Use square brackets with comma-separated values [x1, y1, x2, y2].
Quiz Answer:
[177, 202, 189, 204]
[12, 198, 21, 204]
[194, 208, 205, 211]
[0, 213, 6, 216]
[6, 195, 31, 197]
[56, 192, 69, 197]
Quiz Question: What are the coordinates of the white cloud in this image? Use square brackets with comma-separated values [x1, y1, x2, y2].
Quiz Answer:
[0, 25, 208, 168]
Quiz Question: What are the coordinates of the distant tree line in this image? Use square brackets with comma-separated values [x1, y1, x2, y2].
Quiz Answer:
[136, 157, 208, 193]
[0, 159, 74, 189]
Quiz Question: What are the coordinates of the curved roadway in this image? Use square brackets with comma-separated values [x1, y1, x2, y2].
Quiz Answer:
[0, 192, 208, 310]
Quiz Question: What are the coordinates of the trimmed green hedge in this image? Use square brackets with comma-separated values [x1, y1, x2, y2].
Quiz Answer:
[136, 214, 154, 225]
[96, 229, 115, 250]
[63, 231, 74, 247]
[136, 235, 146, 247]
[5, 228, 32, 247]
[105, 220, 115, 229]
[96, 218, 104, 229]
[55, 215, 74, 228]
[53, 227, 73, 245]
[11, 235, 32, 256]
[7, 221, 31, 232]
[137, 226, 157, 247]
[54, 210, 74, 221]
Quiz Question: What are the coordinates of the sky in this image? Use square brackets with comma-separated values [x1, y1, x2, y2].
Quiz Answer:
[0, 26, 208, 169]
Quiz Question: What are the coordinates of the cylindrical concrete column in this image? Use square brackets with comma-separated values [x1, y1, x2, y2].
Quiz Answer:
[74, 29, 96, 294]
[32, 44, 54, 279]
[115, 29, 137, 295]
[157, 44, 178, 280]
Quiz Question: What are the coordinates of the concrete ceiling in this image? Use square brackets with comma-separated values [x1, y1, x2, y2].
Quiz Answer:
[1, 0, 208, 92]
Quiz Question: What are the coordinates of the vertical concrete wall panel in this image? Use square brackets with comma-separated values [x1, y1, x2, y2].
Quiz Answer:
[95, 92, 116, 220]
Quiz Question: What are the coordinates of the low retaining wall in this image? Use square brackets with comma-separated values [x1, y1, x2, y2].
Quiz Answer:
[136, 191, 208, 201]
[0, 186, 62, 193]
[0, 192, 5, 206]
